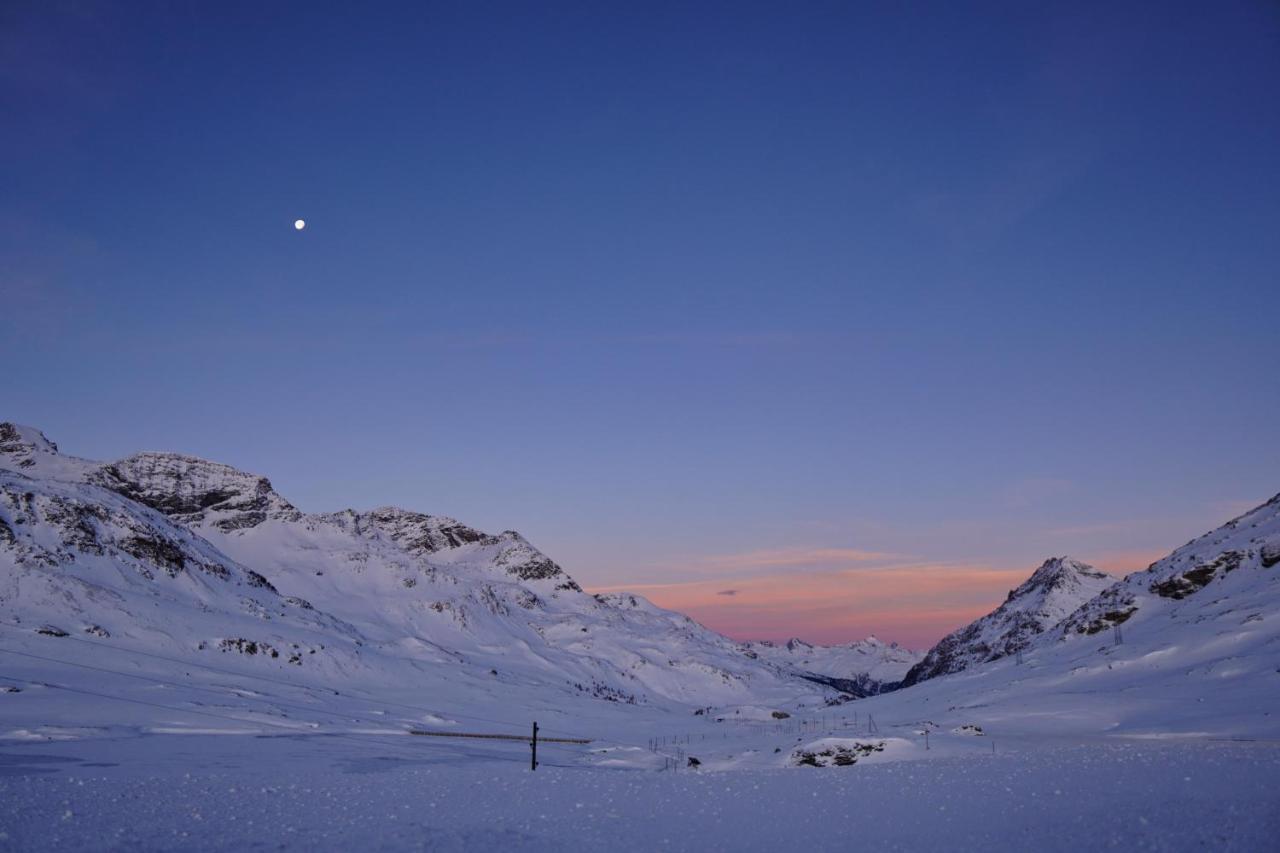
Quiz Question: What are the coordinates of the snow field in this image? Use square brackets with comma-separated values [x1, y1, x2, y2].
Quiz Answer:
[0, 734, 1276, 852]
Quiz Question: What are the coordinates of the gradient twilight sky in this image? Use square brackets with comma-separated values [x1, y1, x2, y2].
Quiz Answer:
[3, 2, 1278, 648]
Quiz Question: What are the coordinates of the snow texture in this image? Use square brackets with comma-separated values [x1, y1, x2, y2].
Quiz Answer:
[2, 422, 1279, 851]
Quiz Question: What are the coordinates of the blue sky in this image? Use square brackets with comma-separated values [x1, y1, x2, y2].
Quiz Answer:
[3, 2, 1278, 644]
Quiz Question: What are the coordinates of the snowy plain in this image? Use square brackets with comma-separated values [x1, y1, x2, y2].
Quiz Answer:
[1, 733, 1277, 852]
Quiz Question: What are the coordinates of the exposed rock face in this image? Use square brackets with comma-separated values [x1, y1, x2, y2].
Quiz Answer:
[360, 507, 496, 554]
[0, 468, 282, 590]
[901, 557, 1114, 687]
[491, 530, 580, 590]
[87, 453, 583, 590]
[791, 740, 886, 767]
[1262, 541, 1280, 569]
[1149, 550, 1246, 600]
[0, 423, 58, 469]
[92, 453, 301, 531]
[1059, 493, 1280, 640]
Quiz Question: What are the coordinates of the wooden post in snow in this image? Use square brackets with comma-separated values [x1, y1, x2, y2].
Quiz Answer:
[531, 721, 538, 771]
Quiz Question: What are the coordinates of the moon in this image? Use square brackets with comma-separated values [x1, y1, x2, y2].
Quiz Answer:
[294, 219, 306, 231]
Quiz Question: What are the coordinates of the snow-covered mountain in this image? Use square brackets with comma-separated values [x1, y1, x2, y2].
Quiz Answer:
[1, 423, 906, 721]
[897, 495, 1279, 698]
[0, 429, 361, 679]
[851, 493, 1280, 742]
[1056, 493, 1280, 644]
[741, 636, 921, 695]
[9, 420, 1273, 749]
[900, 556, 1114, 686]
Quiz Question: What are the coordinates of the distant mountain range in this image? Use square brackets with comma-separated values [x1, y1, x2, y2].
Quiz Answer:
[743, 636, 920, 695]
[0, 423, 912, 718]
[4, 421, 1276, 737]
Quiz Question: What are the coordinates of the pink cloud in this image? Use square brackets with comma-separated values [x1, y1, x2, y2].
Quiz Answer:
[589, 562, 1035, 649]
[1085, 548, 1167, 576]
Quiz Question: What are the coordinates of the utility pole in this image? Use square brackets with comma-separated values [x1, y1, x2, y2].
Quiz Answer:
[531, 721, 539, 771]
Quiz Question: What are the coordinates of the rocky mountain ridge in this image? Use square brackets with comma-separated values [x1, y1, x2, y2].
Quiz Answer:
[1056, 492, 1280, 641]
[901, 556, 1114, 686]
[0, 423, 909, 713]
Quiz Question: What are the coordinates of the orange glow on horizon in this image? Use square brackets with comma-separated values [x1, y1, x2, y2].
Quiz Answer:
[588, 556, 1138, 649]
[589, 564, 1027, 648]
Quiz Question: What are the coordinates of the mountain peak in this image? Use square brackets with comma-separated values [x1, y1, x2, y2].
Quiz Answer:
[91, 451, 298, 532]
[0, 422, 59, 465]
[902, 555, 1115, 687]
[359, 506, 498, 555]
[1008, 555, 1111, 607]
[1029, 555, 1105, 582]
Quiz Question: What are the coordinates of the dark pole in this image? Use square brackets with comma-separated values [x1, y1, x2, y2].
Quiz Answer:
[531, 721, 539, 771]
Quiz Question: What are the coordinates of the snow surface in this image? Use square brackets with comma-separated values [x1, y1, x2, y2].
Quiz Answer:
[2, 422, 1279, 851]
[0, 734, 1276, 851]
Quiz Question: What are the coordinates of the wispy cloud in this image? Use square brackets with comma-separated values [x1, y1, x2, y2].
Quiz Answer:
[604, 331, 809, 349]
[1085, 549, 1167, 576]
[908, 142, 1098, 251]
[172, 324, 814, 359]
[1045, 520, 1137, 537]
[1210, 498, 1267, 521]
[716, 589, 738, 596]
[1000, 477, 1076, 509]
[688, 546, 900, 573]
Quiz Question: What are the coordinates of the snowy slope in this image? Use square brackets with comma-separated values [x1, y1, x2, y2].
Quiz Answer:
[0, 423, 842, 723]
[844, 494, 1280, 742]
[88, 452, 821, 707]
[3, 423, 1277, 853]
[0, 437, 398, 687]
[5, 421, 1276, 758]
[900, 556, 1114, 686]
[3, 734, 1276, 853]
[1057, 494, 1280, 642]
